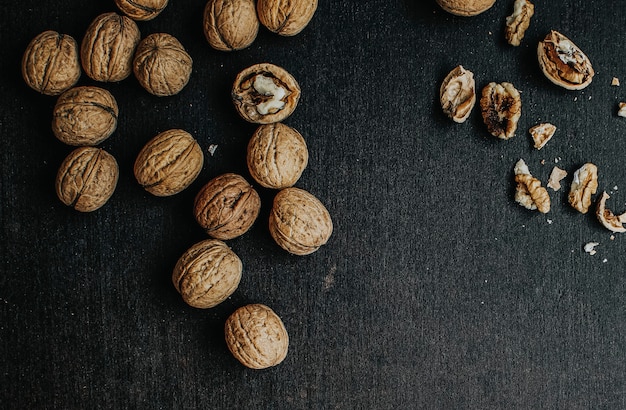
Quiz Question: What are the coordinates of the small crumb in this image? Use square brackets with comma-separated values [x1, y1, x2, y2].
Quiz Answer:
[584, 242, 599, 255]
[208, 144, 218, 156]
[612, 77, 620, 86]
[547, 166, 567, 191]
[610, 235, 615, 240]
[603, 258, 608, 263]
[554, 157, 561, 163]
[574, 96, 578, 102]
[547, 219, 553, 224]
[540, 159, 546, 165]
[618, 102, 626, 117]
[613, 185, 618, 191]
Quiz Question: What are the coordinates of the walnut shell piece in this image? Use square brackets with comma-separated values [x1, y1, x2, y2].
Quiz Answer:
[203, 0, 259, 51]
[435, 0, 496, 16]
[55, 147, 119, 212]
[505, 0, 534, 46]
[440, 65, 476, 123]
[81, 12, 141, 82]
[257, 0, 318, 36]
[21, 31, 81, 96]
[596, 191, 626, 233]
[133, 33, 192, 97]
[247, 123, 308, 189]
[172, 239, 243, 309]
[537, 31, 594, 90]
[134, 129, 204, 197]
[52, 86, 119, 146]
[269, 187, 333, 255]
[224, 304, 289, 369]
[114, 0, 169, 21]
[232, 63, 301, 124]
[513, 159, 550, 213]
[568, 163, 598, 214]
[194, 173, 261, 240]
[480, 82, 521, 140]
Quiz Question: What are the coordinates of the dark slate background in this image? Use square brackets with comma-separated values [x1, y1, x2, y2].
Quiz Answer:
[2, 0, 626, 408]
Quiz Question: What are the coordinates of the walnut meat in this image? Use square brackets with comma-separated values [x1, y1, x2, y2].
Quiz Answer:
[596, 192, 626, 233]
[435, 0, 496, 16]
[21, 31, 81, 96]
[194, 173, 261, 240]
[81, 12, 141, 82]
[203, 0, 259, 51]
[224, 304, 289, 369]
[568, 163, 598, 213]
[529, 123, 556, 150]
[172, 239, 242, 309]
[440, 65, 476, 123]
[480, 82, 521, 140]
[133, 33, 192, 97]
[232, 63, 301, 124]
[134, 129, 204, 197]
[269, 187, 333, 255]
[247, 123, 308, 189]
[52, 86, 118, 146]
[537, 31, 594, 90]
[513, 159, 550, 213]
[257, 0, 318, 36]
[56, 147, 119, 212]
[505, 0, 534, 46]
[115, 0, 169, 21]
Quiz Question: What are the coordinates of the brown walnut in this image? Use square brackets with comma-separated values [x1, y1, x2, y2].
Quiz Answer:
[257, 0, 318, 36]
[480, 82, 522, 140]
[203, 0, 259, 51]
[436, 0, 496, 16]
[440, 65, 476, 123]
[537, 31, 594, 90]
[115, 0, 169, 21]
[21, 31, 81, 96]
[56, 147, 119, 212]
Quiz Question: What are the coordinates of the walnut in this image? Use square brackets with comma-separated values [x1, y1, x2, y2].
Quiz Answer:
[537, 31, 594, 90]
[257, 0, 318, 36]
[232, 63, 301, 124]
[247, 123, 308, 189]
[618, 102, 626, 118]
[133, 33, 192, 97]
[194, 173, 261, 240]
[114, 0, 169, 21]
[547, 166, 567, 191]
[596, 191, 626, 233]
[529, 123, 556, 150]
[203, 0, 259, 51]
[55, 147, 119, 212]
[435, 0, 496, 16]
[81, 12, 141, 82]
[269, 187, 333, 255]
[480, 82, 522, 140]
[172, 239, 242, 309]
[440, 65, 476, 123]
[21, 31, 81, 96]
[513, 159, 550, 213]
[52, 86, 118, 146]
[505, 0, 534, 46]
[224, 304, 289, 369]
[568, 163, 598, 213]
[134, 129, 204, 197]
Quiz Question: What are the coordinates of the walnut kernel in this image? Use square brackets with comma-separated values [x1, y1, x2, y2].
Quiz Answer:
[440, 65, 476, 123]
[568, 163, 598, 214]
[203, 0, 259, 51]
[596, 191, 626, 233]
[480, 82, 522, 140]
[505, 0, 534, 46]
[257, 0, 318, 36]
[115, 0, 169, 21]
[529, 123, 556, 150]
[547, 166, 567, 191]
[435, 0, 496, 16]
[537, 31, 594, 90]
[618, 103, 626, 118]
[513, 159, 550, 213]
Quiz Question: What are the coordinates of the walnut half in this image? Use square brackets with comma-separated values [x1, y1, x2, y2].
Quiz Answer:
[537, 30, 594, 90]
[505, 0, 534, 46]
[440, 65, 476, 123]
[480, 82, 522, 140]
[568, 163, 598, 214]
[596, 191, 626, 233]
[513, 159, 550, 213]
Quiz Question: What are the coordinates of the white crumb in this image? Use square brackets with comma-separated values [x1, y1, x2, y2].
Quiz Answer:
[584, 242, 599, 255]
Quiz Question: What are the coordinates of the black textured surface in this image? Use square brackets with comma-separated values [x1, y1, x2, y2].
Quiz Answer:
[2, 1, 626, 409]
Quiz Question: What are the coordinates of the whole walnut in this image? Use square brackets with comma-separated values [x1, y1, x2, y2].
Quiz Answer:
[21, 31, 81, 96]
[81, 12, 141, 82]
[115, 0, 169, 21]
[133, 33, 193, 97]
[56, 147, 119, 212]
[257, 0, 318, 36]
[247, 123, 308, 189]
[194, 173, 261, 240]
[269, 187, 332, 255]
[203, 0, 259, 51]
[224, 304, 289, 369]
[435, 0, 496, 16]
[52, 86, 118, 146]
[172, 239, 242, 309]
[134, 129, 204, 196]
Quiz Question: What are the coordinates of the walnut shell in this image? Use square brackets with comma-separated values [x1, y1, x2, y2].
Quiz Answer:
[52, 86, 119, 146]
[224, 304, 289, 369]
[172, 239, 242, 309]
[435, 0, 496, 16]
[115, 0, 169, 21]
[247, 123, 308, 189]
[81, 12, 141, 82]
[232, 63, 301, 124]
[194, 173, 261, 240]
[55, 147, 119, 212]
[21, 31, 81, 96]
[257, 0, 318, 36]
[134, 129, 204, 197]
[203, 0, 259, 51]
[269, 187, 332, 255]
[133, 33, 192, 97]
[537, 30, 594, 90]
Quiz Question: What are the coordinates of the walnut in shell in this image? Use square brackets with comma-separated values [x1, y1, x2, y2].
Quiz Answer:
[513, 159, 550, 213]
[596, 192, 626, 233]
[81, 12, 141, 82]
[133, 33, 192, 97]
[247, 123, 308, 189]
[194, 173, 261, 240]
[435, 0, 496, 16]
[203, 0, 259, 51]
[269, 187, 333, 255]
[52, 86, 118, 146]
[115, 0, 169, 21]
[232, 63, 301, 124]
[537, 31, 594, 90]
[21, 31, 81, 96]
[224, 304, 289, 369]
[568, 163, 598, 213]
[440, 65, 476, 123]
[480, 82, 521, 140]
[172, 239, 242, 309]
[134, 129, 204, 197]
[56, 147, 119, 212]
[257, 0, 318, 36]
[505, 0, 534, 46]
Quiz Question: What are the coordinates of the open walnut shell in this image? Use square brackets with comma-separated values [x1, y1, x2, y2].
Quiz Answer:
[537, 30, 594, 90]
[596, 191, 626, 233]
[440, 65, 475, 123]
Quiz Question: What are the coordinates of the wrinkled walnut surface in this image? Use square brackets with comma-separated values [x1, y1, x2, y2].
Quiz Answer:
[435, 0, 496, 16]
[505, 0, 534, 46]
[204, 0, 259, 51]
[569, 163, 598, 213]
[480, 82, 521, 140]
[513, 159, 550, 213]
[440, 65, 475, 123]
[537, 30, 594, 90]
[257, 0, 318, 36]
[115, 0, 168, 21]
[529, 123, 556, 150]
[596, 192, 626, 233]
